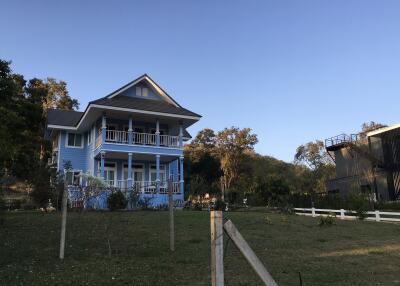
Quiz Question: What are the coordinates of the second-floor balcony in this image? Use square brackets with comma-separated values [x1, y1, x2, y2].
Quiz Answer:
[95, 129, 181, 149]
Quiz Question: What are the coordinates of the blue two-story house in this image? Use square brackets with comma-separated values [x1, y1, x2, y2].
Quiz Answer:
[46, 74, 201, 207]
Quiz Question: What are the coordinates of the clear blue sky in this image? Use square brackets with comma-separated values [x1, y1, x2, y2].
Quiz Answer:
[2, 1, 400, 162]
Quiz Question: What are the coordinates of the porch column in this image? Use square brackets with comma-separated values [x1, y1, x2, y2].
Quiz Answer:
[179, 121, 183, 148]
[156, 119, 160, 146]
[127, 152, 133, 188]
[179, 155, 184, 194]
[100, 151, 106, 179]
[101, 114, 107, 143]
[128, 117, 133, 144]
[156, 154, 160, 193]
[127, 152, 133, 208]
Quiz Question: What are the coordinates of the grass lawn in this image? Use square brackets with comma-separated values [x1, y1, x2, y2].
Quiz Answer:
[1, 210, 400, 286]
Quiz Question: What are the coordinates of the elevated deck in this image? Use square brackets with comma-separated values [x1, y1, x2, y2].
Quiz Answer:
[325, 133, 360, 151]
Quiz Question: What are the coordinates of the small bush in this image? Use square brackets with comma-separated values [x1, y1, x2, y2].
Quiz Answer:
[107, 191, 127, 211]
[0, 194, 5, 211]
[318, 215, 335, 227]
[212, 199, 226, 211]
[346, 194, 370, 220]
[138, 197, 153, 210]
[374, 201, 400, 211]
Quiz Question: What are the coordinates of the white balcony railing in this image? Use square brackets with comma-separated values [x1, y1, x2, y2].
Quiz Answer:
[133, 132, 156, 145]
[104, 180, 181, 194]
[160, 134, 179, 147]
[95, 129, 181, 148]
[106, 130, 128, 144]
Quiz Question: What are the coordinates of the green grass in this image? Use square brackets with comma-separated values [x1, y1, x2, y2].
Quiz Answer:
[1, 210, 400, 285]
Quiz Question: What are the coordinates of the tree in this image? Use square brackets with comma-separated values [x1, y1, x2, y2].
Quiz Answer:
[184, 128, 221, 197]
[0, 59, 79, 206]
[360, 121, 387, 136]
[215, 127, 258, 191]
[294, 140, 333, 170]
[190, 128, 216, 150]
[294, 140, 335, 193]
[42, 78, 79, 111]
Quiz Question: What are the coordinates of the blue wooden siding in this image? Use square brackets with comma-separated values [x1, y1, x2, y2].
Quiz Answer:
[59, 131, 88, 172]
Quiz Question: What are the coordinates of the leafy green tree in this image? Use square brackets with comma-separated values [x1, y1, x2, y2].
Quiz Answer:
[294, 140, 335, 193]
[42, 78, 79, 111]
[0, 59, 79, 206]
[360, 121, 387, 136]
[215, 127, 258, 191]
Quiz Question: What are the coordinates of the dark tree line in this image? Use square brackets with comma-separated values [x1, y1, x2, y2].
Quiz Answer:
[0, 60, 79, 206]
[184, 127, 335, 206]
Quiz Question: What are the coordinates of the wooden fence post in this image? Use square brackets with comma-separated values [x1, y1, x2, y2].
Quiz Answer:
[59, 173, 68, 259]
[375, 210, 380, 222]
[340, 209, 345, 220]
[211, 211, 224, 286]
[168, 180, 175, 252]
[224, 220, 278, 286]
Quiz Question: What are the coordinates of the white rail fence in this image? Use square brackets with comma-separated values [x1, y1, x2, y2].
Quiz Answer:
[294, 207, 400, 223]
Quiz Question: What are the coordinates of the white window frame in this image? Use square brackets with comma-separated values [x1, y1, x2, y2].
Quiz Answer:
[97, 161, 117, 187]
[87, 128, 93, 146]
[149, 164, 166, 182]
[65, 169, 82, 186]
[66, 132, 83, 148]
[135, 86, 148, 97]
[122, 163, 144, 181]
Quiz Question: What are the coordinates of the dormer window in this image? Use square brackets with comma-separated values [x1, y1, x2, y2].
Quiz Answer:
[136, 86, 148, 97]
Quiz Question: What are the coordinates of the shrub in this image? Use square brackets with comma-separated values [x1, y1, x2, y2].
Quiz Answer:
[346, 194, 371, 220]
[212, 199, 226, 211]
[374, 201, 400, 211]
[127, 186, 140, 209]
[0, 194, 5, 211]
[319, 215, 335, 227]
[107, 191, 127, 211]
[138, 197, 153, 210]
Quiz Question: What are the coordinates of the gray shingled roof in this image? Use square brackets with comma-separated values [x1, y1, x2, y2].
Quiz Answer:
[90, 95, 201, 118]
[46, 107, 193, 138]
[47, 109, 83, 127]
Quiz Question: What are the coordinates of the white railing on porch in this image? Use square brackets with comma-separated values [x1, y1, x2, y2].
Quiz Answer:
[104, 180, 181, 194]
[294, 207, 400, 223]
[106, 130, 128, 144]
[133, 132, 156, 145]
[97, 129, 180, 148]
[160, 134, 179, 147]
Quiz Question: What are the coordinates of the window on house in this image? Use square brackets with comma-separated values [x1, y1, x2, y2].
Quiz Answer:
[135, 86, 148, 97]
[87, 130, 92, 145]
[65, 170, 82, 186]
[150, 165, 166, 182]
[67, 133, 83, 147]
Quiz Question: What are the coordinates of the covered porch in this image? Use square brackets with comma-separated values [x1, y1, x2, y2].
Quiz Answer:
[94, 151, 184, 195]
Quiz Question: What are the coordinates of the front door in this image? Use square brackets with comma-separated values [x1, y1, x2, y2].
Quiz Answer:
[103, 163, 116, 187]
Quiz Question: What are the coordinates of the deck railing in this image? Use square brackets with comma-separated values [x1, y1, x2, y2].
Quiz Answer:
[106, 130, 128, 144]
[96, 129, 180, 148]
[104, 180, 181, 194]
[325, 133, 360, 148]
[133, 132, 156, 145]
[160, 134, 179, 147]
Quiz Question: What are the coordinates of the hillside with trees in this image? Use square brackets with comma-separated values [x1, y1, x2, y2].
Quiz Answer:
[0, 60, 79, 207]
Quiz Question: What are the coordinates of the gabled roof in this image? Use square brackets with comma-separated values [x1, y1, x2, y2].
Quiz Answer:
[46, 74, 200, 132]
[90, 95, 201, 118]
[46, 107, 193, 138]
[106, 74, 181, 107]
[47, 109, 83, 127]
